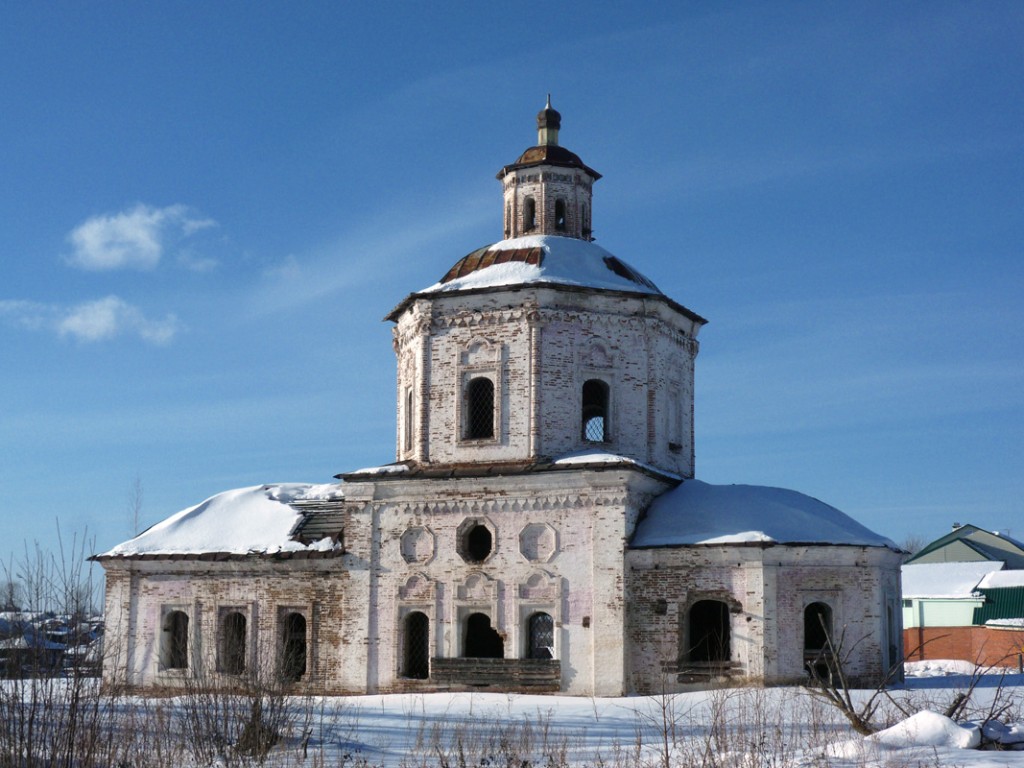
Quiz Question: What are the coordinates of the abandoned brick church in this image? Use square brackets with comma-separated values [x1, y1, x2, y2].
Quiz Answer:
[96, 101, 904, 695]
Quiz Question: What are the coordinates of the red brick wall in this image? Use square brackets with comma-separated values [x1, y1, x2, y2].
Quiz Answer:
[904, 625, 1024, 669]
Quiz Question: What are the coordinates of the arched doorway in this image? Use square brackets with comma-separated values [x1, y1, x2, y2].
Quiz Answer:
[403, 611, 430, 679]
[527, 612, 554, 659]
[463, 612, 504, 658]
[687, 600, 731, 663]
[280, 612, 307, 682]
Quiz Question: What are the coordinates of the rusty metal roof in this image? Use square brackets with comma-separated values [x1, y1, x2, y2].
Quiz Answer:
[440, 245, 544, 284]
[497, 144, 601, 180]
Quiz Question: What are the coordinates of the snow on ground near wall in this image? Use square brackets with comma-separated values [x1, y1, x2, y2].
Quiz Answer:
[902, 561, 1005, 598]
[632, 479, 898, 548]
[420, 235, 663, 295]
[100, 483, 342, 556]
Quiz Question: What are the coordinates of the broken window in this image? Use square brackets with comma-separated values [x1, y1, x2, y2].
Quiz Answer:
[527, 612, 554, 659]
[403, 611, 430, 679]
[524, 196, 536, 231]
[686, 600, 730, 663]
[582, 379, 609, 442]
[280, 612, 307, 682]
[404, 387, 414, 452]
[464, 612, 504, 658]
[465, 523, 493, 562]
[554, 199, 566, 231]
[160, 610, 189, 670]
[465, 377, 494, 440]
[219, 611, 247, 674]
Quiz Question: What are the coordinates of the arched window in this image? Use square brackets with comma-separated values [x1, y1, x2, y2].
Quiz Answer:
[527, 612, 554, 659]
[160, 610, 189, 670]
[804, 602, 832, 654]
[524, 197, 536, 231]
[465, 377, 494, 440]
[687, 600, 730, 663]
[403, 611, 430, 679]
[554, 199, 566, 231]
[219, 611, 247, 674]
[280, 612, 307, 682]
[505, 203, 511, 238]
[463, 612, 504, 658]
[582, 379, 609, 442]
[582, 204, 590, 238]
[404, 387, 413, 452]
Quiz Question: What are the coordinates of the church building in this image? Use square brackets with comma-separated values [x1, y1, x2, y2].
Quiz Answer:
[95, 101, 904, 695]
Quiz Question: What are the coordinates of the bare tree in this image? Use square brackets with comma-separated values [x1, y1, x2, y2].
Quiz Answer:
[126, 473, 144, 538]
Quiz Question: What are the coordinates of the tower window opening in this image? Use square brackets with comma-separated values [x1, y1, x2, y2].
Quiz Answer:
[582, 379, 609, 442]
[554, 199, 566, 231]
[404, 387, 413, 452]
[505, 203, 511, 238]
[465, 377, 494, 440]
[524, 197, 536, 231]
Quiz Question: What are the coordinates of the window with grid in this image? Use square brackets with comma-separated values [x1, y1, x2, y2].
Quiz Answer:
[465, 376, 494, 440]
[582, 379, 609, 442]
[403, 612, 430, 679]
[528, 612, 554, 659]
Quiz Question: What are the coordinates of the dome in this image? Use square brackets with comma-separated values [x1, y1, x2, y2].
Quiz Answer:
[423, 235, 661, 295]
[631, 480, 898, 549]
[498, 144, 601, 180]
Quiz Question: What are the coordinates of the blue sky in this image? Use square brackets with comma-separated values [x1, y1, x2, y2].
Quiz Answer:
[1, 2, 1021, 564]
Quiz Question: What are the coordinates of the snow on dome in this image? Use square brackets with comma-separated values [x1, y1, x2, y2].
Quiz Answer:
[99, 483, 343, 557]
[631, 480, 897, 549]
[551, 448, 682, 481]
[901, 561, 1004, 599]
[421, 235, 662, 295]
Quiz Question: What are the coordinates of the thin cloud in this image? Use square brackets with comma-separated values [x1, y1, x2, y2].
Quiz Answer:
[0, 295, 180, 344]
[66, 203, 217, 271]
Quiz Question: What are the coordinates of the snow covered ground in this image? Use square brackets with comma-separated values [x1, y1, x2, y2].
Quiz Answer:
[5, 662, 1024, 766]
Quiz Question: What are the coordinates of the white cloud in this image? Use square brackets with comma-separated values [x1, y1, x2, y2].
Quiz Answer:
[0, 295, 180, 344]
[66, 204, 217, 271]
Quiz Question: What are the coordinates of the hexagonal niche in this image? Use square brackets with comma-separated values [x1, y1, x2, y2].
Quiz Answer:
[456, 517, 496, 564]
[400, 526, 435, 564]
[519, 522, 558, 563]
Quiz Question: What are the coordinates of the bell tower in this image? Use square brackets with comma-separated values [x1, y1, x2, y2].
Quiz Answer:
[497, 97, 601, 241]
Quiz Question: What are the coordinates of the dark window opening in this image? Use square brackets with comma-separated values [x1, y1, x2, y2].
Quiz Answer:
[554, 199, 566, 231]
[524, 197, 536, 231]
[280, 612, 307, 682]
[161, 610, 189, 670]
[505, 203, 511, 238]
[687, 600, 730, 663]
[403, 611, 430, 679]
[219, 611, 246, 674]
[465, 524, 493, 562]
[582, 379, 609, 442]
[464, 612, 504, 658]
[528, 612, 554, 659]
[804, 602, 832, 653]
[465, 377, 494, 440]
[404, 388, 413, 452]
[582, 204, 590, 238]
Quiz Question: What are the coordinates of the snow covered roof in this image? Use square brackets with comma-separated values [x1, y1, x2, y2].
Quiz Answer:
[423, 235, 662, 296]
[977, 569, 1024, 590]
[901, 561, 1004, 599]
[551, 448, 682, 481]
[631, 479, 897, 549]
[97, 483, 345, 559]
